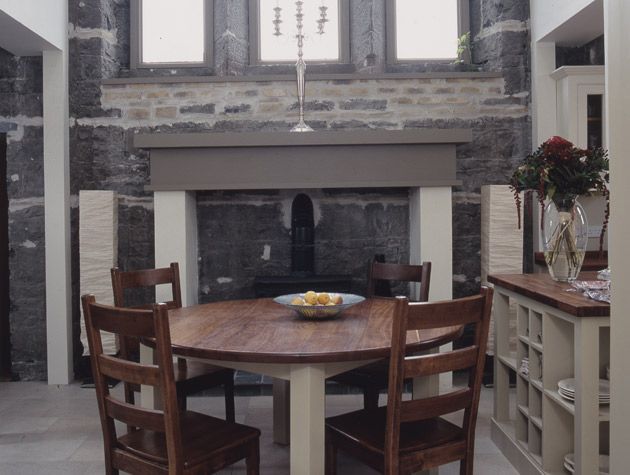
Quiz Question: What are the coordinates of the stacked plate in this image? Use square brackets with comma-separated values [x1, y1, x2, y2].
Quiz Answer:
[563, 453, 609, 474]
[557, 378, 610, 405]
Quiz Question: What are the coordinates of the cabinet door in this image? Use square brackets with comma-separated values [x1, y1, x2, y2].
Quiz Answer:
[577, 84, 606, 149]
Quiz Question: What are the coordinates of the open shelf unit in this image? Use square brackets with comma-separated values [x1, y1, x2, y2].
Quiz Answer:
[491, 278, 610, 475]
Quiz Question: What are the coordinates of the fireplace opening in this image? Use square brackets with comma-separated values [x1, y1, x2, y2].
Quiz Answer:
[291, 193, 314, 274]
[254, 193, 353, 298]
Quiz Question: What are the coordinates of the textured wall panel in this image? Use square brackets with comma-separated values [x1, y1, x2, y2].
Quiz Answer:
[79, 190, 118, 355]
[481, 185, 523, 353]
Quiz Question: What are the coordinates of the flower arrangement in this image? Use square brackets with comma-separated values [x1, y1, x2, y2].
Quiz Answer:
[510, 136, 610, 250]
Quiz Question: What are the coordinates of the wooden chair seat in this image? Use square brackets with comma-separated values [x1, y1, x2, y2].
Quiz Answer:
[117, 411, 259, 469]
[327, 407, 463, 456]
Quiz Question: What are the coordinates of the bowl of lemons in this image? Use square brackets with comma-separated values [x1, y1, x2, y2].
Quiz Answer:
[273, 291, 365, 319]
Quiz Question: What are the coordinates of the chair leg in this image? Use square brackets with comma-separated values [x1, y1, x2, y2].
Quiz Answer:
[460, 455, 473, 475]
[224, 374, 236, 422]
[363, 388, 379, 409]
[177, 392, 187, 411]
[325, 438, 337, 475]
[245, 439, 260, 475]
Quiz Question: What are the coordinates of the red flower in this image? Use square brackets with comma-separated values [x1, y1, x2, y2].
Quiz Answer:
[542, 136, 574, 160]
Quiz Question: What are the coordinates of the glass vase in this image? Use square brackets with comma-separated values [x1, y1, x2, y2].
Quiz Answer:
[543, 194, 588, 282]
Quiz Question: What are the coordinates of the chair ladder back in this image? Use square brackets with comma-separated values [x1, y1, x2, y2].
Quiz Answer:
[367, 261, 431, 302]
[403, 346, 479, 379]
[110, 263, 183, 409]
[111, 262, 182, 309]
[97, 354, 161, 387]
[406, 294, 485, 330]
[82, 294, 119, 460]
[383, 287, 494, 472]
[104, 396, 166, 432]
[151, 301, 185, 473]
[81, 295, 185, 472]
[399, 388, 473, 423]
[383, 296, 410, 474]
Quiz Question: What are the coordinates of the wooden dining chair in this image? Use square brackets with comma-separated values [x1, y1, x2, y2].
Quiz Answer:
[329, 260, 432, 409]
[325, 287, 493, 475]
[111, 263, 235, 421]
[81, 295, 260, 475]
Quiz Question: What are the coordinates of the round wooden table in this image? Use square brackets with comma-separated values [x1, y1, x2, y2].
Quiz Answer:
[165, 297, 462, 475]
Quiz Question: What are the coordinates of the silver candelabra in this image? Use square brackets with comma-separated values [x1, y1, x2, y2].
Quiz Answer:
[291, 1, 313, 132]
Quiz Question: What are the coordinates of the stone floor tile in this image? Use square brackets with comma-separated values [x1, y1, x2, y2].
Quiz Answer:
[0, 381, 518, 474]
[0, 433, 88, 463]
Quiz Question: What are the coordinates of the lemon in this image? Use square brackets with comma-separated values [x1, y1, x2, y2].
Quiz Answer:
[331, 294, 343, 305]
[291, 297, 305, 305]
[304, 291, 318, 305]
[317, 292, 331, 305]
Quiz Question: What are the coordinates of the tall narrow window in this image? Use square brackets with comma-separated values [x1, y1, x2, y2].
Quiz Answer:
[251, 0, 349, 64]
[387, 0, 466, 63]
[131, 0, 213, 68]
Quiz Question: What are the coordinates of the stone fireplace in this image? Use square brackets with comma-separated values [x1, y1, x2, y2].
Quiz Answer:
[135, 129, 469, 305]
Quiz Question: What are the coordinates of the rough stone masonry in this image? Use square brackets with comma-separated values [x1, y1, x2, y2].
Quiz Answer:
[2, 0, 531, 380]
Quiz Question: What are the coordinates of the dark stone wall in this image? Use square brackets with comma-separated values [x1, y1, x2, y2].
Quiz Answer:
[197, 189, 409, 302]
[3, 0, 531, 379]
[556, 35, 605, 67]
[0, 47, 46, 380]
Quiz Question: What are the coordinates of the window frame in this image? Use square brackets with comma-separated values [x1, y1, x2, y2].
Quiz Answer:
[248, 0, 351, 66]
[385, 0, 470, 66]
[130, 0, 214, 70]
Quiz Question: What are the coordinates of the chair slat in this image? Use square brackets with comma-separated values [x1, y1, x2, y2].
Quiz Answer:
[89, 303, 155, 338]
[105, 396, 165, 433]
[404, 346, 479, 379]
[372, 262, 424, 283]
[97, 354, 161, 387]
[400, 388, 473, 423]
[407, 295, 484, 330]
[118, 267, 174, 289]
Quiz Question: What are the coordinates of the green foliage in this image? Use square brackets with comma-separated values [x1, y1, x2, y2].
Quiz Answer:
[455, 32, 470, 63]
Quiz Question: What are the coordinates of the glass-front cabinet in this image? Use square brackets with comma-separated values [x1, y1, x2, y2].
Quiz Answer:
[551, 66, 607, 253]
[552, 65, 606, 149]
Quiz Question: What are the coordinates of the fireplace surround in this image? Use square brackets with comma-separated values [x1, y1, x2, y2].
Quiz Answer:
[134, 129, 469, 306]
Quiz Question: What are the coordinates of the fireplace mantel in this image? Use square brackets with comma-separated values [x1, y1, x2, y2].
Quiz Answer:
[134, 129, 469, 191]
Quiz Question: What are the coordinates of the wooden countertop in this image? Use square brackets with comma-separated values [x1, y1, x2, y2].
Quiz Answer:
[487, 272, 609, 318]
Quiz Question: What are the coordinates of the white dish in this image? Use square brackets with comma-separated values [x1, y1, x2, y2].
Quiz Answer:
[558, 378, 610, 397]
[557, 389, 609, 405]
[273, 292, 365, 319]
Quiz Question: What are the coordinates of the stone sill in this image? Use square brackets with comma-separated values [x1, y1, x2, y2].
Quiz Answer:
[102, 71, 503, 86]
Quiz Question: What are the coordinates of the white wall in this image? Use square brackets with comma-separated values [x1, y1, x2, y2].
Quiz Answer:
[530, 0, 603, 44]
[605, 0, 630, 472]
[0, 0, 66, 54]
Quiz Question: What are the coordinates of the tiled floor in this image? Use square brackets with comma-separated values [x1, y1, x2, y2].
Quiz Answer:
[0, 381, 518, 474]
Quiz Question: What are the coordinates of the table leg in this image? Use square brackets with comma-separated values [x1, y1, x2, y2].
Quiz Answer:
[412, 350, 439, 475]
[139, 342, 162, 409]
[290, 364, 326, 475]
[273, 378, 290, 445]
